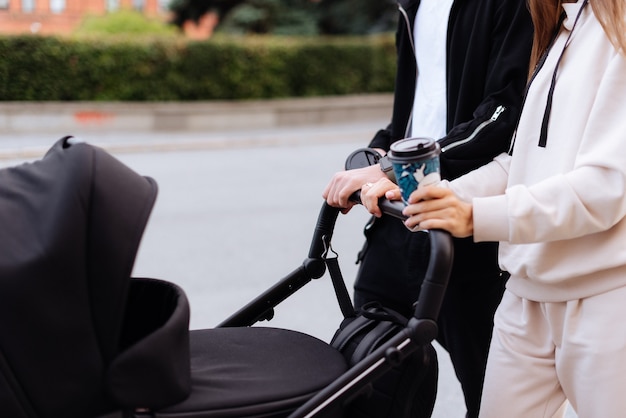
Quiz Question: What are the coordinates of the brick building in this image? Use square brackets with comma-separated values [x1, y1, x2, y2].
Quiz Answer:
[0, 0, 170, 36]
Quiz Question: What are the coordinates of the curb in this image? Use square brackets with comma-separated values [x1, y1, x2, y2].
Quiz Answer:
[0, 94, 393, 135]
[0, 94, 392, 160]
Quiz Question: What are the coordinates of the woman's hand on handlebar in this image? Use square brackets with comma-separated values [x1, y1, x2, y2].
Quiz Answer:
[323, 165, 386, 213]
[361, 178, 401, 217]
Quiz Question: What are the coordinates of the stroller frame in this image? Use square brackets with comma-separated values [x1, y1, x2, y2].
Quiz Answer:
[218, 199, 453, 418]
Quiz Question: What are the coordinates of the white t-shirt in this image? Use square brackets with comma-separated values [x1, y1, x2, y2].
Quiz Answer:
[410, 0, 454, 139]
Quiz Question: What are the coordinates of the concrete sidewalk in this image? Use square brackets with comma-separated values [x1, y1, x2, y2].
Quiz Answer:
[0, 94, 392, 159]
[0, 94, 392, 134]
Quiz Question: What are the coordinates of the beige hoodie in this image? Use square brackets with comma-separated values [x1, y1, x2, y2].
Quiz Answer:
[448, 0, 626, 302]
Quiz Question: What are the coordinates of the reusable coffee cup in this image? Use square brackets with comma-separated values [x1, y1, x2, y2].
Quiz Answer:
[388, 137, 441, 204]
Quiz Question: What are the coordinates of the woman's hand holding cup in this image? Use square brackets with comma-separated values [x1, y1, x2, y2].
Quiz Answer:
[403, 186, 474, 237]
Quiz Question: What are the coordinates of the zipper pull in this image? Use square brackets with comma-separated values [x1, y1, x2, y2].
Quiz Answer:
[491, 105, 505, 121]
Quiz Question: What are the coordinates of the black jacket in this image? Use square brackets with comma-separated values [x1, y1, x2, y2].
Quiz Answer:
[363, 0, 533, 283]
[370, 0, 533, 181]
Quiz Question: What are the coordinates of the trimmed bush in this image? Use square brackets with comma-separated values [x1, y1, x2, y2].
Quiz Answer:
[0, 34, 395, 101]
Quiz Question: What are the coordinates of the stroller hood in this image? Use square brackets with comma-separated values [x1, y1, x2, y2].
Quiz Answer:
[0, 137, 160, 417]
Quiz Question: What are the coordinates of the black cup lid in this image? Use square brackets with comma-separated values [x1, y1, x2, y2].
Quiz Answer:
[389, 137, 439, 161]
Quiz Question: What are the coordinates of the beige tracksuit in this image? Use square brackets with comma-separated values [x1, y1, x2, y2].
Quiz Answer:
[446, 0, 626, 416]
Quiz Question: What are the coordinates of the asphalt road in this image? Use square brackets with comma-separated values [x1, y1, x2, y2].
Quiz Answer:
[0, 122, 576, 417]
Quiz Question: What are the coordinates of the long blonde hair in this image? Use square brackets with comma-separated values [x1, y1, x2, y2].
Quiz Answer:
[527, 0, 626, 71]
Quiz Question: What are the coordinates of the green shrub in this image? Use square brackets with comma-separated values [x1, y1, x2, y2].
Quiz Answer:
[0, 34, 395, 101]
[74, 10, 179, 36]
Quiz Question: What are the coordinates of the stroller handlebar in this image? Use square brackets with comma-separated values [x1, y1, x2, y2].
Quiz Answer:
[222, 191, 452, 327]
[309, 192, 453, 311]
[351, 189, 406, 219]
[353, 191, 454, 320]
[307, 191, 405, 260]
[307, 203, 341, 260]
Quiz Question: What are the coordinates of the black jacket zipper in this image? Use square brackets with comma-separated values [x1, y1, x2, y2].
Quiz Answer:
[441, 105, 506, 152]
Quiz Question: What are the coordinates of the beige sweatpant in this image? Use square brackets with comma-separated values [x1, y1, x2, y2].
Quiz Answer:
[479, 285, 626, 418]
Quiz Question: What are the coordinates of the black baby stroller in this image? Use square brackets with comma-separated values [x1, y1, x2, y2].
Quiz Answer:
[0, 137, 453, 418]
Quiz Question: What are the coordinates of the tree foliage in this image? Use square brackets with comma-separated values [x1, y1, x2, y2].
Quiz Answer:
[317, 0, 397, 35]
[218, 0, 319, 35]
[168, 0, 239, 27]
[167, 0, 397, 35]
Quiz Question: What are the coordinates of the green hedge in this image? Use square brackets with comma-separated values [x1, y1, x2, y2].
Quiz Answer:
[0, 34, 396, 101]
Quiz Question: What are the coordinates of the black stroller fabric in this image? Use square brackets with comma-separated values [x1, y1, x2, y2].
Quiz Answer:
[0, 138, 191, 417]
[330, 304, 438, 417]
[157, 327, 347, 417]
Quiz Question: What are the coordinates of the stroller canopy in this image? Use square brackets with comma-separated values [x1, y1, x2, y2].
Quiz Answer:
[0, 137, 166, 417]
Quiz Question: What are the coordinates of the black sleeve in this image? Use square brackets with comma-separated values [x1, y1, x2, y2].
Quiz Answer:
[439, 0, 533, 179]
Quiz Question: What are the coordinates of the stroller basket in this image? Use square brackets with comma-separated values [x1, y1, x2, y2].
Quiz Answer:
[0, 138, 453, 418]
